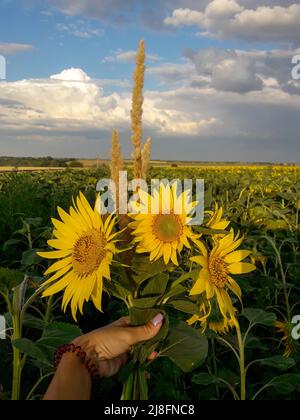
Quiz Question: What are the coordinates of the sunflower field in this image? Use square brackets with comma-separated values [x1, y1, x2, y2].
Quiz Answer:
[0, 163, 299, 400]
[0, 41, 300, 401]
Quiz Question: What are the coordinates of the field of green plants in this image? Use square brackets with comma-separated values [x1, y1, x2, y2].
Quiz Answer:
[0, 164, 300, 400]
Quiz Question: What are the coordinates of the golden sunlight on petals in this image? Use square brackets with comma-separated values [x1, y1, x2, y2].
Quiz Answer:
[38, 193, 120, 321]
[228, 262, 256, 275]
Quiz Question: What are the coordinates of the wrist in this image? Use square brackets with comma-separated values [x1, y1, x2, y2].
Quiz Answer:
[54, 342, 98, 379]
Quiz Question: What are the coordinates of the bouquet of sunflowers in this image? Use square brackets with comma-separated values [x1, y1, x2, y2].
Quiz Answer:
[37, 41, 256, 400]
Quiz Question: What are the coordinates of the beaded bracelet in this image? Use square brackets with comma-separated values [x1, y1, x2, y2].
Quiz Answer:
[54, 343, 98, 379]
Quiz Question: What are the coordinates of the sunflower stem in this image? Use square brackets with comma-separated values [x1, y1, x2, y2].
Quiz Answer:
[44, 295, 53, 324]
[236, 323, 246, 401]
[121, 369, 134, 400]
[211, 339, 220, 400]
[11, 286, 22, 400]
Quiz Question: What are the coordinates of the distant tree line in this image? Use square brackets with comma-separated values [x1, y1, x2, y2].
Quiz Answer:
[0, 156, 83, 168]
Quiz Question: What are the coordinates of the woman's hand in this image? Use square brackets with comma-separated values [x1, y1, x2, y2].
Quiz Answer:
[44, 313, 164, 400]
[72, 314, 164, 377]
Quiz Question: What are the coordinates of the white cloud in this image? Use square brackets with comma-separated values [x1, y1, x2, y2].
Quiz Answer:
[50, 0, 209, 25]
[50, 68, 91, 82]
[148, 62, 195, 85]
[164, 8, 204, 27]
[56, 22, 104, 39]
[1, 59, 299, 161]
[0, 68, 218, 137]
[102, 49, 160, 63]
[185, 48, 263, 93]
[165, 1, 300, 42]
[0, 43, 34, 55]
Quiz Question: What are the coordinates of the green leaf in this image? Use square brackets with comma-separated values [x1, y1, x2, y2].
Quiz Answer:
[12, 338, 50, 365]
[2, 239, 22, 252]
[24, 217, 43, 227]
[271, 374, 300, 395]
[21, 249, 41, 267]
[141, 273, 169, 297]
[13, 323, 82, 367]
[161, 321, 208, 372]
[107, 281, 131, 301]
[22, 315, 46, 331]
[129, 308, 162, 326]
[243, 308, 276, 327]
[132, 256, 168, 285]
[170, 269, 199, 288]
[163, 284, 186, 301]
[132, 296, 160, 309]
[129, 308, 169, 364]
[244, 335, 268, 351]
[192, 373, 219, 386]
[260, 356, 296, 371]
[168, 299, 199, 315]
[37, 322, 82, 348]
[0, 267, 24, 293]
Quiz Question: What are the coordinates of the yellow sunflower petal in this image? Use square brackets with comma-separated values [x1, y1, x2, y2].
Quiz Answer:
[190, 269, 210, 296]
[187, 314, 200, 326]
[224, 250, 252, 264]
[91, 274, 103, 312]
[38, 250, 71, 259]
[47, 239, 73, 251]
[42, 265, 72, 286]
[206, 281, 215, 300]
[228, 262, 256, 275]
[163, 243, 172, 264]
[171, 248, 179, 265]
[45, 257, 73, 275]
[190, 255, 208, 267]
[42, 271, 74, 297]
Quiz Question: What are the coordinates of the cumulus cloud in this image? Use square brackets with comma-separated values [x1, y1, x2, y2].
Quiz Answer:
[165, 0, 300, 43]
[0, 43, 34, 55]
[184, 48, 263, 93]
[0, 68, 218, 141]
[0, 63, 299, 161]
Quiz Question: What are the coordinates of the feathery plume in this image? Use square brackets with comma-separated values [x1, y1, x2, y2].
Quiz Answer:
[110, 129, 124, 210]
[141, 137, 152, 180]
[131, 40, 145, 179]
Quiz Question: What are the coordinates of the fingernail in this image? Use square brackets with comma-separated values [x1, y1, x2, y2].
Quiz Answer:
[151, 313, 164, 327]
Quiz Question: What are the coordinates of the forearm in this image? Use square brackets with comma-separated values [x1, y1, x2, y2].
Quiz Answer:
[44, 352, 92, 400]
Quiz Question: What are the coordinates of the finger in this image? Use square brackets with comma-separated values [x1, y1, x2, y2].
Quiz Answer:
[119, 352, 129, 366]
[110, 316, 131, 328]
[101, 354, 128, 378]
[126, 313, 164, 346]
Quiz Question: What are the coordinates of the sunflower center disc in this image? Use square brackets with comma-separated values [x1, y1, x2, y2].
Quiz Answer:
[72, 230, 106, 275]
[152, 213, 183, 242]
[208, 257, 228, 288]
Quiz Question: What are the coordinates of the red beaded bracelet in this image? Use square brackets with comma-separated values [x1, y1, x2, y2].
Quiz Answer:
[54, 343, 98, 379]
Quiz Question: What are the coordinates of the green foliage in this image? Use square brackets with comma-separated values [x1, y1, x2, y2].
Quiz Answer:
[0, 267, 24, 293]
[13, 323, 82, 367]
[161, 321, 208, 372]
[0, 165, 300, 400]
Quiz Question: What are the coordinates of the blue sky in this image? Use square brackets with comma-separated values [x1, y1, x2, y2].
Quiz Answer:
[0, 0, 300, 162]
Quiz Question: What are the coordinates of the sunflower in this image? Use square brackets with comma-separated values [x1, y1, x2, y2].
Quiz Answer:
[187, 298, 237, 334]
[129, 183, 199, 265]
[189, 230, 256, 321]
[275, 321, 294, 358]
[38, 193, 120, 321]
[206, 203, 230, 232]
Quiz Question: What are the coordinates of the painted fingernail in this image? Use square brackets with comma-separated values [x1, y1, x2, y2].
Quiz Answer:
[151, 313, 164, 327]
